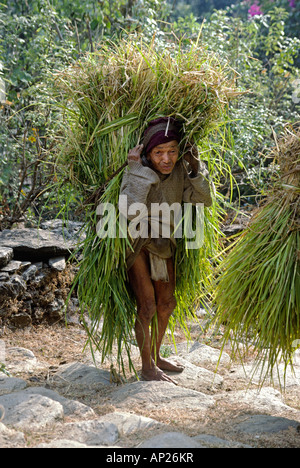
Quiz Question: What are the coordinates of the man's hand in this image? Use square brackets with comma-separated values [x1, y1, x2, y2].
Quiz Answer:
[128, 144, 144, 163]
[183, 144, 200, 176]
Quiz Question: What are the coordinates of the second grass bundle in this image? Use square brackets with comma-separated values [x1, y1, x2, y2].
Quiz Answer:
[214, 126, 300, 382]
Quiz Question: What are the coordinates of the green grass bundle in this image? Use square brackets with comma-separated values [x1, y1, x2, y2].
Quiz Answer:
[54, 36, 239, 373]
[214, 126, 300, 383]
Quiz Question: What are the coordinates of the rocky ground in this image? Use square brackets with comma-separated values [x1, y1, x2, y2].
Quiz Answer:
[0, 317, 300, 449]
[0, 219, 300, 449]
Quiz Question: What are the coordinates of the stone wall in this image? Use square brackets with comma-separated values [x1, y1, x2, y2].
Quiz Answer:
[0, 221, 83, 328]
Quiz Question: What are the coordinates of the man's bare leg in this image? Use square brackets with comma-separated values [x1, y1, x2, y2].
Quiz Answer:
[152, 257, 184, 374]
[128, 250, 177, 383]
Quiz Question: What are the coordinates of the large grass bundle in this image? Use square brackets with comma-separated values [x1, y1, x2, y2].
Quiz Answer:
[214, 126, 300, 382]
[54, 36, 239, 373]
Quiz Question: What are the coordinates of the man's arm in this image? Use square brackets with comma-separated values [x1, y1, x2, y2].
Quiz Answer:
[182, 144, 213, 207]
[119, 144, 160, 219]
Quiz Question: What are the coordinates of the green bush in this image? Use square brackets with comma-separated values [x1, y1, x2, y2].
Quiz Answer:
[0, 1, 299, 223]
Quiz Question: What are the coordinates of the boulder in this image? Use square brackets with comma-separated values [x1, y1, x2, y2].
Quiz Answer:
[230, 362, 300, 388]
[0, 375, 28, 395]
[22, 387, 95, 419]
[175, 341, 231, 369]
[10, 312, 32, 328]
[0, 228, 75, 261]
[48, 256, 66, 272]
[166, 356, 223, 392]
[0, 272, 9, 282]
[62, 419, 119, 446]
[5, 347, 39, 374]
[215, 387, 298, 414]
[221, 224, 245, 237]
[0, 422, 26, 448]
[139, 432, 204, 449]
[232, 414, 300, 435]
[35, 439, 97, 448]
[110, 381, 215, 413]
[0, 247, 13, 268]
[0, 391, 64, 431]
[193, 434, 252, 448]
[0, 275, 26, 303]
[47, 298, 66, 323]
[53, 362, 112, 387]
[1, 260, 22, 274]
[40, 219, 85, 241]
[22, 265, 38, 282]
[99, 412, 163, 436]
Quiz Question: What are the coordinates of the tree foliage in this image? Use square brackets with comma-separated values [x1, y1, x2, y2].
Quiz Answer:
[0, 0, 299, 225]
[0, 0, 171, 225]
[201, 7, 300, 199]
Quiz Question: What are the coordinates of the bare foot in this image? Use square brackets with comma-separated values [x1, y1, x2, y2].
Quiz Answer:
[155, 356, 185, 373]
[141, 365, 178, 385]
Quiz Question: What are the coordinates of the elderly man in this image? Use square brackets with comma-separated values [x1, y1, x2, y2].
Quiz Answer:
[120, 117, 212, 383]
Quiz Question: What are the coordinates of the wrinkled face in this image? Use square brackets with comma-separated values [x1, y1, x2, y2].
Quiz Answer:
[147, 140, 179, 174]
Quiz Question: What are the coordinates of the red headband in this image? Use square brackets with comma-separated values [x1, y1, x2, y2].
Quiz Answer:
[143, 117, 182, 154]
